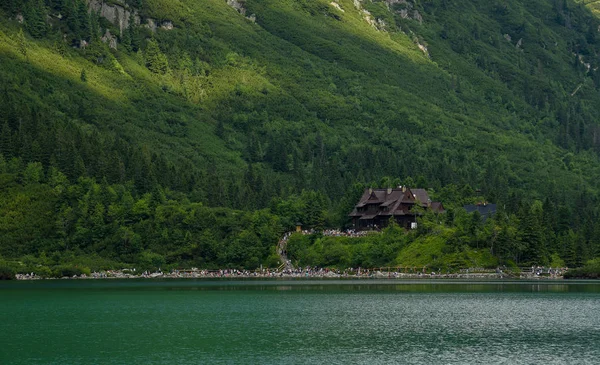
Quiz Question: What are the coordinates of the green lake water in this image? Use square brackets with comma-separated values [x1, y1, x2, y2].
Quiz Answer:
[1, 279, 599, 364]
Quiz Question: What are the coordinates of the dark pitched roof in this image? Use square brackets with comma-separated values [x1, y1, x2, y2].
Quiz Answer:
[411, 188, 431, 206]
[350, 187, 442, 217]
[354, 188, 404, 207]
[349, 187, 446, 226]
[464, 203, 497, 218]
[430, 202, 445, 213]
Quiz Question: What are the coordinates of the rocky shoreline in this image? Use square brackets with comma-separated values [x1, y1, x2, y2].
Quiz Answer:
[15, 269, 563, 280]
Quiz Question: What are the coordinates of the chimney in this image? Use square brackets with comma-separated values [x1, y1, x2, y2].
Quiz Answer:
[402, 186, 406, 192]
[387, 187, 392, 194]
[368, 188, 373, 194]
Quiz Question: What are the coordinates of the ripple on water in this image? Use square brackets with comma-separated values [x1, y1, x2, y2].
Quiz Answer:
[1, 281, 600, 364]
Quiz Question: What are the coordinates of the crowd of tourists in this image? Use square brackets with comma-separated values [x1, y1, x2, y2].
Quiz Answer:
[16, 266, 569, 280]
[277, 229, 369, 257]
[321, 229, 369, 237]
[292, 229, 370, 237]
[526, 266, 567, 278]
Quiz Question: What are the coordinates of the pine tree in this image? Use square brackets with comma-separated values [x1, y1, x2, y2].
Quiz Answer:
[24, 0, 48, 38]
[0, 154, 7, 174]
[20, 134, 33, 162]
[30, 139, 42, 162]
[591, 222, 600, 259]
[267, 138, 289, 172]
[74, 153, 86, 178]
[128, 12, 141, 51]
[76, 0, 90, 40]
[561, 230, 577, 267]
[2, 0, 18, 16]
[89, 10, 101, 42]
[0, 122, 13, 158]
[16, 28, 27, 59]
[47, 0, 63, 12]
[121, 25, 132, 52]
[65, 0, 80, 41]
[145, 38, 168, 74]
[215, 120, 225, 138]
[518, 202, 547, 265]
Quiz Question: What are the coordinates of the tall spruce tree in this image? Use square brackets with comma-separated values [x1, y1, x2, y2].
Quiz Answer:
[0, 122, 13, 158]
[76, 0, 90, 40]
[144, 38, 168, 74]
[24, 0, 48, 38]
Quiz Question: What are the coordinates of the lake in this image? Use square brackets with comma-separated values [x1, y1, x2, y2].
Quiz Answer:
[1, 279, 599, 364]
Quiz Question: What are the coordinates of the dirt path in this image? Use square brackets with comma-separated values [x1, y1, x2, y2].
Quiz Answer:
[277, 233, 294, 271]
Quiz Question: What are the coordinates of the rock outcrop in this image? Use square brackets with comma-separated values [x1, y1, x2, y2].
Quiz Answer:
[87, 0, 174, 40]
[330, 1, 345, 13]
[362, 9, 377, 29]
[88, 0, 140, 35]
[227, 0, 246, 15]
[161, 21, 174, 30]
[101, 29, 118, 49]
[226, 0, 257, 23]
[385, 0, 423, 24]
[145, 18, 157, 32]
[416, 40, 429, 57]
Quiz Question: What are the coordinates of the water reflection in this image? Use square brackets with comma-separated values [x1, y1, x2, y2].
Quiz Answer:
[1, 279, 600, 364]
[1, 279, 600, 293]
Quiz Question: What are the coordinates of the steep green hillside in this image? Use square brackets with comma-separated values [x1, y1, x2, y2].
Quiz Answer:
[1, 0, 600, 272]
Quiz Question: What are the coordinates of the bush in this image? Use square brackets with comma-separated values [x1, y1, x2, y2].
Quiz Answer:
[263, 250, 282, 269]
[137, 251, 166, 271]
[52, 265, 91, 278]
[564, 264, 600, 279]
[33, 266, 53, 278]
[0, 265, 16, 280]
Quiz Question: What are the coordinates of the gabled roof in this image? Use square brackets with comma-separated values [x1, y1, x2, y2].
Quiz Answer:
[411, 188, 431, 206]
[350, 188, 412, 217]
[391, 189, 417, 212]
[380, 190, 404, 206]
[353, 188, 411, 207]
[430, 202, 445, 213]
[349, 187, 445, 219]
[367, 191, 381, 201]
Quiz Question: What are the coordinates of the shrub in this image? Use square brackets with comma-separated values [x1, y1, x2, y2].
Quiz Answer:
[52, 265, 91, 278]
[564, 264, 600, 279]
[0, 265, 16, 280]
[137, 251, 166, 271]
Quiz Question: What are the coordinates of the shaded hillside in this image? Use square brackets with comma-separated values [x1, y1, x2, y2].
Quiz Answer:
[1, 0, 600, 271]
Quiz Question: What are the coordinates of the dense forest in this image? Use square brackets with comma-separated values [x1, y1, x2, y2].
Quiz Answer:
[1, 0, 600, 276]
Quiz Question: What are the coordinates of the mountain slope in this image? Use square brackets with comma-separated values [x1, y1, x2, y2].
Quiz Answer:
[1, 0, 600, 271]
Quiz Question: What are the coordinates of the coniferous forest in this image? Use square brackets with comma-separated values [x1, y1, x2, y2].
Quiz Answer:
[2, 0, 600, 276]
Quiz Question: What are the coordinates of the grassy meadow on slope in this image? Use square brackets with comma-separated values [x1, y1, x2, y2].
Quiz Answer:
[1, 0, 600, 274]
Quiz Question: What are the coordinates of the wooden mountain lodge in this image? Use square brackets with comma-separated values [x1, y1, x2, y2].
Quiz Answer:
[349, 187, 444, 230]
